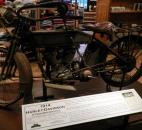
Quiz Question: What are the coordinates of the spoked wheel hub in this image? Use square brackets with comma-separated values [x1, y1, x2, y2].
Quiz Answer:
[118, 53, 136, 73]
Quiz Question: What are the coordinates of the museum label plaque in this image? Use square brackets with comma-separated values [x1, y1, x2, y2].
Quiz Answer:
[22, 89, 142, 130]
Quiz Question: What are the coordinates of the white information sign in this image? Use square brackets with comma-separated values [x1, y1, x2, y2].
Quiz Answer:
[22, 89, 142, 130]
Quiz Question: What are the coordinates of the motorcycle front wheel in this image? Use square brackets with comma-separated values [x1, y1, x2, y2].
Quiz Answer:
[0, 48, 33, 107]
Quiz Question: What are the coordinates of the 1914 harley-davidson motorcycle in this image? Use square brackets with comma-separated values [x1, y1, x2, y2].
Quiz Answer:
[0, 1, 142, 107]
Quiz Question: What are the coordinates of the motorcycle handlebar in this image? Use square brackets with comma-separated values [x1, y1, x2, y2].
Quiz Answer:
[1, 2, 82, 26]
[16, 2, 82, 22]
[17, 2, 68, 18]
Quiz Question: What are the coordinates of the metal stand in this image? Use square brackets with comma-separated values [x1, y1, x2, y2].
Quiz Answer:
[121, 116, 129, 130]
[34, 79, 54, 101]
[106, 73, 125, 92]
[106, 84, 112, 92]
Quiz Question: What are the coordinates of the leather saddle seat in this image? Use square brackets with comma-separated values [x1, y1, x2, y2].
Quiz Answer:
[83, 22, 116, 38]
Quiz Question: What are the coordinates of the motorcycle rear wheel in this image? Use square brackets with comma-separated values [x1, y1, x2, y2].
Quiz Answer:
[101, 35, 142, 87]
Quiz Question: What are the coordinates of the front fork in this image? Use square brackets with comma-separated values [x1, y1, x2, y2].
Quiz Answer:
[1, 39, 19, 80]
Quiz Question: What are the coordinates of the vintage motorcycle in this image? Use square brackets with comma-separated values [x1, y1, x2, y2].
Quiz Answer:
[0, 1, 142, 106]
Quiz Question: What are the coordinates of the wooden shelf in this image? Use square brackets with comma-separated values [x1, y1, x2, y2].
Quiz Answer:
[83, 11, 96, 23]
[110, 0, 142, 25]
[96, 0, 142, 25]
[110, 10, 142, 14]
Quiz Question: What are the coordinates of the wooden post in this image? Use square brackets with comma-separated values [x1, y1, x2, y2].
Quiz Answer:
[96, 0, 112, 22]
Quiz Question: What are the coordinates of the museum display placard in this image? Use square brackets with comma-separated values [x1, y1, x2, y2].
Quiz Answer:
[22, 89, 142, 130]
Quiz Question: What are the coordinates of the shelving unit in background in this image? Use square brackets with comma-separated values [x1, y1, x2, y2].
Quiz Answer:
[110, 0, 142, 26]
[96, 0, 142, 26]
[83, 11, 96, 23]
[31, 1, 79, 30]
[83, 0, 96, 24]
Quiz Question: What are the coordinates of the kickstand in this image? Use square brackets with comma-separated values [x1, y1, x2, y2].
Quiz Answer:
[106, 83, 123, 92]
[106, 84, 112, 92]
[34, 79, 54, 101]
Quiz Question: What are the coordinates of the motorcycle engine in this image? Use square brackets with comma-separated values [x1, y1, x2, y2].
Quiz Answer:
[44, 46, 77, 80]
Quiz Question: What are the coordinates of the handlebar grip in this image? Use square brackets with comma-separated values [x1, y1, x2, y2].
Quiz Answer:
[42, 2, 68, 16]
[0, 7, 17, 25]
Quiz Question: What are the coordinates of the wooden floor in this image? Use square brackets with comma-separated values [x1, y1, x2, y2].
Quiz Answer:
[0, 75, 142, 130]
[0, 62, 142, 130]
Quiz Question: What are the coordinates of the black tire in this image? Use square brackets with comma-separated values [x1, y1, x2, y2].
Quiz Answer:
[101, 35, 142, 87]
[0, 48, 33, 107]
